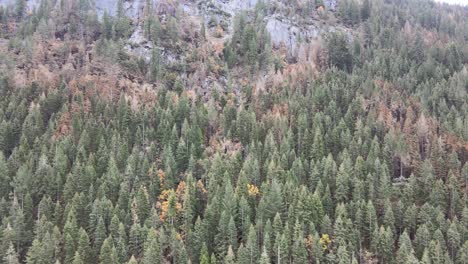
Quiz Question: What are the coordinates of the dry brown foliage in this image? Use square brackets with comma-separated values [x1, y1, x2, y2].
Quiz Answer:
[366, 79, 468, 173]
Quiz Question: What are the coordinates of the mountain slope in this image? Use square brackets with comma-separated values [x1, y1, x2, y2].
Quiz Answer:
[0, 0, 467, 263]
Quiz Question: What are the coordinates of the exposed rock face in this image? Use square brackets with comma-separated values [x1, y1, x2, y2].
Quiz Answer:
[0, 0, 144, 19]
[0, 0, 344, 62]
[94, 0, 119, 16]
[0, 0, 38, 10]
[195, 0, 336, 58]
[95, 0, 145, 19]
[125, 26, 153, 62]
[196, 0, 258, 35]
[324, 0, 337, 9]
[266, 19, 292, 49]
[0, 0, 14, 6]
[266, 17, 321, 52]
[217, 0, 258, 15]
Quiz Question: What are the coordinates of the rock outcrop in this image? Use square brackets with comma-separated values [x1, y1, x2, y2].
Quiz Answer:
[95, 0, 145, 19]
[0, 0, 346, 62]
[0, 0, 38, 10]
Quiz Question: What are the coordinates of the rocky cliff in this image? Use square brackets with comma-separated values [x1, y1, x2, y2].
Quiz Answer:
[0, 0, 343, 58]
[0, 0, 348, 103]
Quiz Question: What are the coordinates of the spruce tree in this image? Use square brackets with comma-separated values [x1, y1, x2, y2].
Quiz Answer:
[99, 237, 118, 264]
[15, 0, 26, 19]
[200, 243, 210, 264]
[141, 228, 160, 264]
[25, 239, 44, 264]
[224, 246, 236, 264]
[72, 251, 85, 264]
[3, 243, 19, 264]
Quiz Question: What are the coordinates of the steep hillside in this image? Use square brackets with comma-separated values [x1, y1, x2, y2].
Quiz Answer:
[0, 0, 467, 264]
[0, 0, 346, 98]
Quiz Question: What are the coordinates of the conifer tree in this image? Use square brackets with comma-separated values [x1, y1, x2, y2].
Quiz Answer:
[237, 243, 250, 264]
[337, 245, 350, 264]
[127, 255, 138, 264]
[245, 225, 259, 263]
[72, 251, 84, 264]
[142, 229, 161, 264]
[4, 243, 19, 264]
[457, 241, 468, 264]
[99, 237, 118, 264]
[415, 224, 430, 258]
[77, 228, 92, 264]
[129, 222, 144, 258]
[336, 163, 350, 203]
[15, 0, 26, 19]
[396, 230, 414, 263]
[259, 245, 270, 264]
[200, 243, 210, 264]
[292, 230, 307, 264]
[327, 31, 352, 72]
[94, 216, 107, 254]
[224, 245, 236, 264]
[447, 221, 461, 259]
[25, 239, 44, 264]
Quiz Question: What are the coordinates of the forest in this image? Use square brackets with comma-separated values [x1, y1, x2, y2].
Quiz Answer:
[0, 0, 466, 263]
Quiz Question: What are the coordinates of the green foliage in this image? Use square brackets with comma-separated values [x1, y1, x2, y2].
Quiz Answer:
[100, 237, 119, 264]
[15, 0, 26, 19]
[326, 31, 352, 72]
[225, 13, 272, 72]
[0, 1, 465, 264]
[200, 243, 210, 264]
[149, 48, 164, 83]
